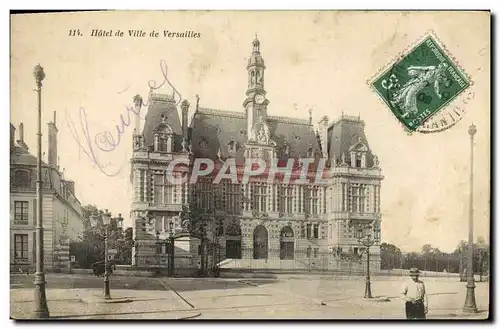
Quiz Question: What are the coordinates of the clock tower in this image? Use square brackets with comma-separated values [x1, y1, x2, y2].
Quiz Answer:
[244, 35, 269, 142]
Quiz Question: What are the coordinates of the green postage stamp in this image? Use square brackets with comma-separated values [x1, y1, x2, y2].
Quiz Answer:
[371, 33, 471, 132]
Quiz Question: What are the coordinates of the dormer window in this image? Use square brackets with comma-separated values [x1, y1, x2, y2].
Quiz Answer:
[355, 154, 362, 168]
[283, 142, 290, 156]
[228, 139, 237, 153]
[153, 123, 173, 153]
[307, 144, 313, 157]
[199, 138, 208, 149]
[349, 140, 368, 168]
[13, 170, 31, 188]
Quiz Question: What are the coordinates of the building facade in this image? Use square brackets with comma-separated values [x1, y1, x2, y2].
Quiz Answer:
[130, 37, 383, 272]
[10, 112, 84, 272]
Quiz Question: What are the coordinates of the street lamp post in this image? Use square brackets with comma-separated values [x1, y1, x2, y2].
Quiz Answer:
[168, 221, 174, 277]
[463, 123, 478, 313]
[155, 231, 161, 276]
[90, 210, 123, 300]
[355, 222, 381, 299]
[33, 64, 50, 319]
[200, 224, 206, 277]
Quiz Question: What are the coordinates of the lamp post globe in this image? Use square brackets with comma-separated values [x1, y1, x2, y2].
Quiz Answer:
[33, 64, 45, 85]
[468, 123, 477, 136]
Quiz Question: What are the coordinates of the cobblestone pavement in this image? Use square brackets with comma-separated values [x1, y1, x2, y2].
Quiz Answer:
[10, 274, 490, 320]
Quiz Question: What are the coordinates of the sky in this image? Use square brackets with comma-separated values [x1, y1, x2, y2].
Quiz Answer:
[10, 11, 490, 253]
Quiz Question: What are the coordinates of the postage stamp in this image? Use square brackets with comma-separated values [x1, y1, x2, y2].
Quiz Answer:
[371, 33, 471, 132]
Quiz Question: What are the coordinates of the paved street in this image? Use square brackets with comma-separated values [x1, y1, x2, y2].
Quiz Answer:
[10, 273, 490, 320]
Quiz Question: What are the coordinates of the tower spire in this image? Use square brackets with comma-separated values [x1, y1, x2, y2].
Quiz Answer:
[253, 34, 260, 54]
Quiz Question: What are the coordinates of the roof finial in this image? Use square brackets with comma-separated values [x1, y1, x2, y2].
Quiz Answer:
[308, 108, 313, 125]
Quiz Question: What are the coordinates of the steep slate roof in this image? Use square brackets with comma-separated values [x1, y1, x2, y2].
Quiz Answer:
[190, 107, 321, 164]
[190, 108, 247, 162]
[327, 115, 375, 167]
[141, 93, 183, 151]
[10, 145, 46, 166]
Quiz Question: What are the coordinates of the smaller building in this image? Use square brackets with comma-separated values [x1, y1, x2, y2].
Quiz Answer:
[10, 112, 84, 272]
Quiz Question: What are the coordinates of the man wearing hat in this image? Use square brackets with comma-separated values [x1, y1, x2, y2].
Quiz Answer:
[401, 268, 428, 319]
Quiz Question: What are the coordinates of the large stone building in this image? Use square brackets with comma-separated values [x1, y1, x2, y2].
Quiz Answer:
[10, 112, 84, 272]
[130, 37, 383, 272]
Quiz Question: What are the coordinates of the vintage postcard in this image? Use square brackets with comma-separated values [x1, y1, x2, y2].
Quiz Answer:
[9, 10, 490, 320]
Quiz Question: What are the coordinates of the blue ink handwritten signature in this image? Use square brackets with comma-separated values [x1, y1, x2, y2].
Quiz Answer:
[65, 60, 183, 177]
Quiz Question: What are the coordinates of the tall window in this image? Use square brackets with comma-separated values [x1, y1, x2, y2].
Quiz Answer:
[313, 224, 319, 239]
[278, 185, 293, 214]
[359, 185, 367, 214]
[341, 183, 346, 212]
[305, 186, 319, 215]
[323, 187, 327, 214]
[139, 170, 145, 202]
[181, 178, 186, 205]
[351, 184, 359, 213]
[154, 173, 164, 204]
[298, 186, 303, 213]
[165, 181, 174, 204]
[158, 136, 169, 152]
[350, 184, 368, 213]
[196, 179, 213, 211]
[251, 182, 267, 213]
[153, 172, 175, 204]
[227, 183, 241, 214]
[14, 201, 28, 224]
[14, 234, 28, 260]
[306, 224, 312, 239]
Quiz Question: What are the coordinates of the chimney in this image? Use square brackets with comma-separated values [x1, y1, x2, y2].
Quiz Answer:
[10, 123, 15, 150]
[133, 94, 142, 134]
[181, 100, 190, 141]
[47, 110, 58, 167]
[318, 115, 329, 158]
[65, 180, 75, 195]
[16, 122, 29, 151]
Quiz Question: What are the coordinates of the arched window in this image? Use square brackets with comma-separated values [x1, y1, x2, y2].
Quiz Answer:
[349, 142, 368, 168]
[154, 124, 173, 153]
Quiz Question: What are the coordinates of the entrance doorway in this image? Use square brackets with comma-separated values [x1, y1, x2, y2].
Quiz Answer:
[280, 226, 295, 260]
[253, 225, 268, 259]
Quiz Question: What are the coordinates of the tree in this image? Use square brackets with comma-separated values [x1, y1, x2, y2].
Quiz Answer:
[71, 208, 134, 268]
[82, 204, 99, 220]
[114, 227, 135, 265]
[380, 243, 402, 270]
[421, 244, 433, 255]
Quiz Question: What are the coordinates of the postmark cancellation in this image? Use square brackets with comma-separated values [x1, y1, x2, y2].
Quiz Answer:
[370, 32, 472, 133]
